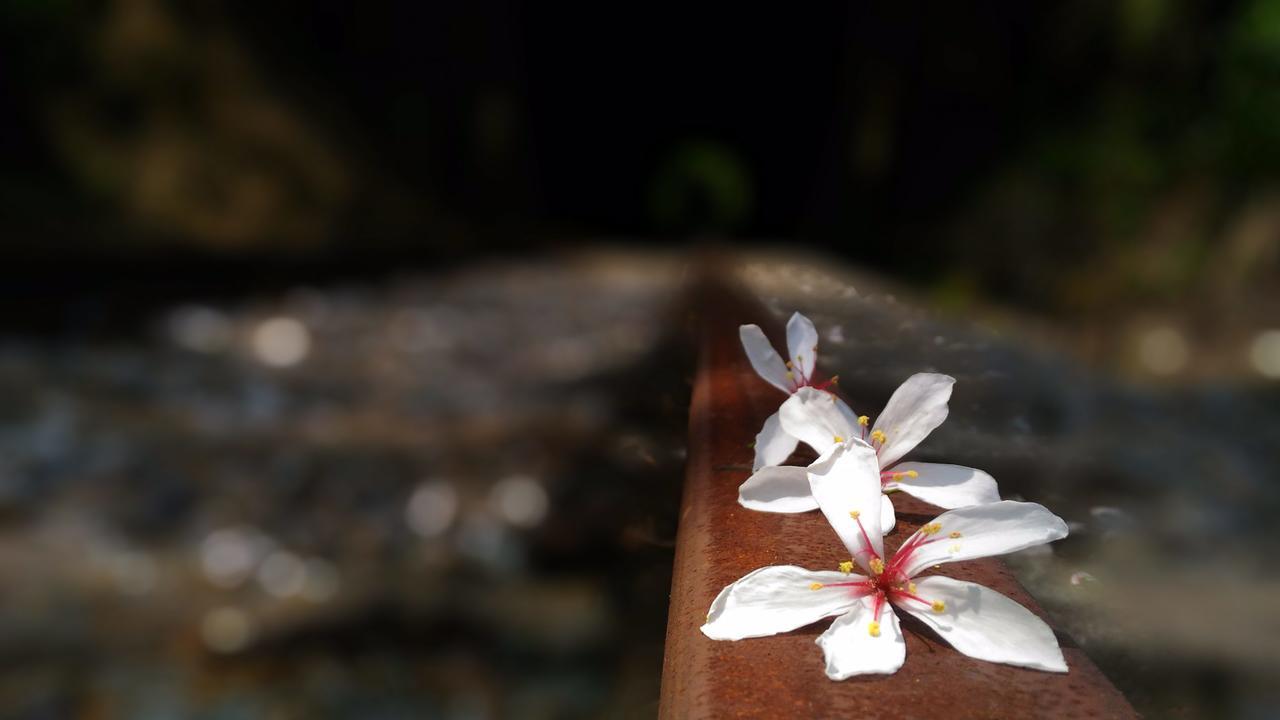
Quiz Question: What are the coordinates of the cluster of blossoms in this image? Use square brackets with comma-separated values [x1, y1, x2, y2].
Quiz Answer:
[702, 312, 1069, 679]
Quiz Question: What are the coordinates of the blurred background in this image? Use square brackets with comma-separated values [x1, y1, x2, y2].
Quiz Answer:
[2, 1, 1279, 717]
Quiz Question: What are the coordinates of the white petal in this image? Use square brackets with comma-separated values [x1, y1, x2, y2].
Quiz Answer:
[700, 565, 865, 640]
[752, 411, 799, 471]
[777, 387, 859, 455]
[898, 501, 1069, 578]
[816, 599, 906, 679]
[880, 493, 896, 533]
[738, 466, 818, 513]
[871, 373, 955, 467]
[739, 325, 793, 394]
[895, 576, 1067, 672]
[807, 442, 884, 569]
[887, 462, 1000, 509]
[786, 312, 819, 382]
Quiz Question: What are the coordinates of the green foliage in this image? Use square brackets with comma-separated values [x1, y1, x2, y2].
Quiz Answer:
[649, 141, 753, 234]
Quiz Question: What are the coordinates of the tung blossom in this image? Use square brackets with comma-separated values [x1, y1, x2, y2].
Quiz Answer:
[738, 373, 999, 520]
[739, 312, 841, 472]
[739, 312, 900, 529]
[704, 442, 1068, 679]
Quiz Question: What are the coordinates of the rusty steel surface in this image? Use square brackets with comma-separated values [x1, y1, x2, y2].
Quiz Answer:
[659, 277, 1138, 720]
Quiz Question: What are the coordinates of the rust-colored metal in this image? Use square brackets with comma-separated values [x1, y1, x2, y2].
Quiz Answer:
[659, 273, 1137, 719]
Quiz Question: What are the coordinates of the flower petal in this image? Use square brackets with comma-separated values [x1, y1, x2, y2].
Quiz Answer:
[880, 493, 896, 533]
[895, 576, 1067, 672]
[752, 411, 799, 471]
[871, 373, 955, 467]
[816, 599, 906, 679]
[738, 465, 818, 513]
[777, 387, 860, 456]
[898, 501, 1069, 578]
[886, 462, 1000, 509]
[786, 312, 819, 382]
[701, 565, 865, 640]
[807, 441, 884, 570]
[739, 324, 793, 394]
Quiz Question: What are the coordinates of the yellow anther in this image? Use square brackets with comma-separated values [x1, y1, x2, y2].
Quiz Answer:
[857, 415, 870, 426]
[905, 470, 919, 478]
[829, 375, 840, 385]
[810, 582, 824, 590]
[785, 371, 794, 379]
[948, 543, 962, 553]
[949, 531, 962, 539]
[867, 621, 881, 637]
[931, 600, 946, 613]
[838, 560, 854, 574]
[908, 582, 917, 594]
[849, 510, 861, 519]
[870, 430, 887, 444]
[869, 558, 885, 576]
[832, 434, 845, 443]
[921, 523, 942, 536]
[785, 360, 793, 369]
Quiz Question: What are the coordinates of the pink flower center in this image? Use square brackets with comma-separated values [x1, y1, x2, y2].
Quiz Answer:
[786, 361, 838, 393]
[817, 515, 953, 632]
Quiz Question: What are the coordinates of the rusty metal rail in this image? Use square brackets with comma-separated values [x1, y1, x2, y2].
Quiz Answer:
[658, 275, 1137, 719]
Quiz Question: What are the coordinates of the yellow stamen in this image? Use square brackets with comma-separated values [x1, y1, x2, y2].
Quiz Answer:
[870, 430, 887, 444]
[785, 371, 794, 379]
[829, 375, 840, 385]
[948, 543, 962, 553]
[905, 470, 918, 478]
[849, 510, 860, 519]
[785, 360, 793, 369]
[838, 560, 854, 574]
[833, 434, 845, 443]
[908, 582, 917, 594]
[931, 600, 946, 613]
[949, 531, 962, 539]
[857, 415, 869, 426]
[869, 558, 885, 575]
[867, 621, 881, 637]
[921, 523, 942, 536]
[810, 582, 824, 590]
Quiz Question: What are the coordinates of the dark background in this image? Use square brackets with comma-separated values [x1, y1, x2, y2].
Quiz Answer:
[6, 2, 1276, 332]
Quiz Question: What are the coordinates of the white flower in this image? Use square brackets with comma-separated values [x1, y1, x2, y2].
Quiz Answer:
[739, 312, 845, 472]
[704, 443, 1069, 679]
[738, 373, 999, 519]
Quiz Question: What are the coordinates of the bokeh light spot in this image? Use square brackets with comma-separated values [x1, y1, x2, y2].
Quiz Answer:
[407, 480, 459, 538]
[201, 607, 253, 654]
[257, 551, 306, 598]
[251, 316, 311, 367]
[489, 475, 549, 529]
[1248, 329, 1280, 379]
[1137, 326, 1188, 376]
